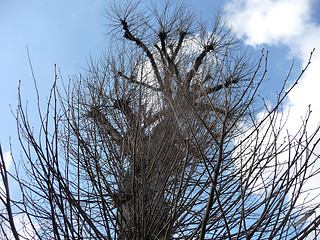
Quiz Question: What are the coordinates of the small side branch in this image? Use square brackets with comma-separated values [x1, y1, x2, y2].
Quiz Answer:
[205, 77, 240, 95]
[117, 72, 161, 92]
[0, 146, 20, 240]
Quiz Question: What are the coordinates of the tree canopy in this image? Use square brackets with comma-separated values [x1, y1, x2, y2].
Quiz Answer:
[0, 1, 319, 239]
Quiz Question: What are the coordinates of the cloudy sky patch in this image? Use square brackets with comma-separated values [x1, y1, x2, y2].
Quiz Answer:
[224, 0, 314, 46]
[225, 0, 320, 223]
[0, 0, 319, 232]
[225, 0, 320, 131]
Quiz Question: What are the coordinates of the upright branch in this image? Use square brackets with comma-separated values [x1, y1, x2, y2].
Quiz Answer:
[0, 146, 20, 240]
[1, 1, 319, 240]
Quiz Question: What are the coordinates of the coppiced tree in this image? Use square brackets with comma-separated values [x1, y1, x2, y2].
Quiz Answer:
[1, 0, 320, 239]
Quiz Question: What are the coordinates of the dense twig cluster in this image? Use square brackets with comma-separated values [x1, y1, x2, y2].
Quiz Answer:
[0, 1, 319, 239]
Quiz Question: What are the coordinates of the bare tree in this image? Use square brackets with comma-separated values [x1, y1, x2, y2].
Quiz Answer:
[1, 0, 320, 239]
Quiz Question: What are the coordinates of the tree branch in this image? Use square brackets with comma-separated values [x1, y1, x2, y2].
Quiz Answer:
[88, 106, 122, 144]
[117, 72, 161, 92]
[121, 20, 164, 88]
[205, 77, 240, 95]
[185, 43, 215, 90]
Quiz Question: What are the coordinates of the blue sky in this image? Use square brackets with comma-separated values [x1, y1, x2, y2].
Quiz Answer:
[0, 0, 106, 149]
[0, 0, 320, 237]
[0, 0, 307, 151]
[224, 0, 320, 219]
[0, 0, 319, 162]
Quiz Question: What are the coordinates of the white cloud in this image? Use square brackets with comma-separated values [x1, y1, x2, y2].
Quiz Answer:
[0, 214, 39, 240]
[0, 151, 39, 239]
[224, 0, 313, 46]
[225, 0, 320, 229]
[224, 0, 320, 135]
[3, 151, 12, 171]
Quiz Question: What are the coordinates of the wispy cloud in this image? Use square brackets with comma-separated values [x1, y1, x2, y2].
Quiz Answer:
[225, 0, 320, 224]
[224, 0, 320, 137]
[224, 0, 314, 46]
